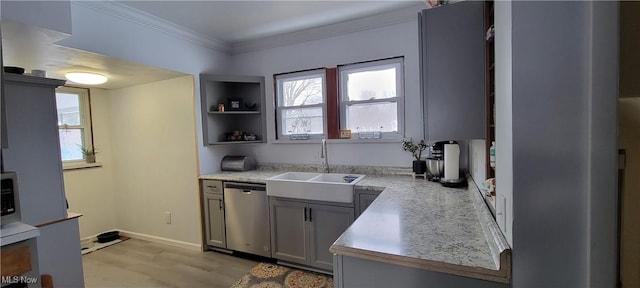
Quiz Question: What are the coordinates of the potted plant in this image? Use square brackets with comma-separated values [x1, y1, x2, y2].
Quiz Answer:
[81, 146, 100, 163]
[402, 139, 428, 174]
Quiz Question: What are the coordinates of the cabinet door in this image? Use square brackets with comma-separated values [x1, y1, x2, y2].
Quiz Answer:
[308, 204, 354, 271]
[204, 194, 226, 248]
[3, 77, 68, 225]
[421, 1, 485, 141]
[270, 199, 308, 265]
[357, 193, 379, 218]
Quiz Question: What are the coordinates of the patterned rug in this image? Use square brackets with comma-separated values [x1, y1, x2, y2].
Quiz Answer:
[231, 262, 333, 288]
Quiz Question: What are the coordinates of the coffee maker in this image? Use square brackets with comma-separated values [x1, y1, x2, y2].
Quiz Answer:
[426, 141, 447, 182]
[428, 141, 467, 188]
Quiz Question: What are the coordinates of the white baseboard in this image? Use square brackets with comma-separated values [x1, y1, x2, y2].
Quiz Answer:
[80, 229, 203, 252]
[118, 230, 202, 252]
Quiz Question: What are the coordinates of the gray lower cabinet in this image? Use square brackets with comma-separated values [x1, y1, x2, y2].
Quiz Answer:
[270, 199, 308, 263]
[355, 189, 382, 218]
[202, 180, 226, 248]
[308, 204, 354, 270]
[270, 198, 354, 271]
[204, 194, 226, 248]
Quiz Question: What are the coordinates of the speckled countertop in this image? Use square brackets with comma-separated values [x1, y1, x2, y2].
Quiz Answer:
[200, 168, 510, 283]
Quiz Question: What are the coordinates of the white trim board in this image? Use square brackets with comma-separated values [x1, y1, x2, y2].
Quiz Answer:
[80, 229, 202, 252]
[73, 1, 230, 54]
[118, 230, 202, 252]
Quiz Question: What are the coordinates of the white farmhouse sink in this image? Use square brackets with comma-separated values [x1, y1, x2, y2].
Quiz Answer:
[266, 172, 366, 203]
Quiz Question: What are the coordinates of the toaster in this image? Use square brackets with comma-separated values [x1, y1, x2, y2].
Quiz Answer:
[221, 155, 257, 171]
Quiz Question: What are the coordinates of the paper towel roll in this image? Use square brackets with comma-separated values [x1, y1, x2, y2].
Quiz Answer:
[444, 143, 460, 180]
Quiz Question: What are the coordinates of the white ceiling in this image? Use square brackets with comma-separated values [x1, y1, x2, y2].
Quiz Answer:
[118, 1, 424, 43]
[2, 1, 425, 89]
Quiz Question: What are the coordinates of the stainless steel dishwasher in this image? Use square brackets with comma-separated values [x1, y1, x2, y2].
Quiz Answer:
[223, 182, 271, 257]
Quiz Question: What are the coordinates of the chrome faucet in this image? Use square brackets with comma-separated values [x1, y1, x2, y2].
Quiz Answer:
[320, 138, 329, 173]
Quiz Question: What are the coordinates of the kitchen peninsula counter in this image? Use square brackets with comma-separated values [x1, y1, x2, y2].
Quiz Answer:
[200, 169, 510, 284]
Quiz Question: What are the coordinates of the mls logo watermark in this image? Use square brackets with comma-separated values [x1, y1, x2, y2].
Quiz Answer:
[1, 276, 39, 285]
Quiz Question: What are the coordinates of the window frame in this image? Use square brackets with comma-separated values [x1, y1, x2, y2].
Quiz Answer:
[275, 69, 327, 140]
[56, 86, 94, 165]
[338, 57, 405, 140]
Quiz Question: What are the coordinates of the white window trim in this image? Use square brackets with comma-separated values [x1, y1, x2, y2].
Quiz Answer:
[275, 69, 327, 140]
[339, 58, 405, 139]
[56, 86, 94, 166]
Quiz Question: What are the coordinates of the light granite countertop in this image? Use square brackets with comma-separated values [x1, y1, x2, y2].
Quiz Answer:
[199, 168, 510, 283]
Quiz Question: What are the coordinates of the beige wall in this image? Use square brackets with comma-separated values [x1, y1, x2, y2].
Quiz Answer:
[64, 88, 118, 238]
[63, 76, 200, 246]
[107, 75, 201, 245]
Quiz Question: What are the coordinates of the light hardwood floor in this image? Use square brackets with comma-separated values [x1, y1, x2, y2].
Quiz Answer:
[82, 239, 258, 288]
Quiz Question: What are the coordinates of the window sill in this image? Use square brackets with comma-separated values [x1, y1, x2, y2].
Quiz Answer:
[63, 162, 103, 171]
[269, 138, 403, 144]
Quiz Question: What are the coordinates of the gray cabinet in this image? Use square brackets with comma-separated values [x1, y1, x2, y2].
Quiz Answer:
[3, 74, 68, 225]
[355, 189, 382, 218]
[270, 199, 308, 263]
[3, 74, 85, 287]
[270, 198, 354, 271]
[309, 204, 354, 270]
[199, 74, 266, 145]
[419, 1, 485, 141]
[202, 180, 226, 248]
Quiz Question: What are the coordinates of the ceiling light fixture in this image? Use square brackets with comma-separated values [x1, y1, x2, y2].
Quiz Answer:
[65, 72, 108, 85]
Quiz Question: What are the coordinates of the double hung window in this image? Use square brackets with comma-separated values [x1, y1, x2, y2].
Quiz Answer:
[55, 86, 93, 163]
[275, 70, 326, 139]
[339, 58, 404, 139]
[274, 57, 404, 140]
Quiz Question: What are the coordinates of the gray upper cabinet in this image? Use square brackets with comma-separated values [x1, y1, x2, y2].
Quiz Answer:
[199, 74, 266, 145]
[3, 74, 68, 225]
[420, 1, 485, 141]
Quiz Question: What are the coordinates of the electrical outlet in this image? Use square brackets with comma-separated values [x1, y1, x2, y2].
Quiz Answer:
[165, 212, 171, 224]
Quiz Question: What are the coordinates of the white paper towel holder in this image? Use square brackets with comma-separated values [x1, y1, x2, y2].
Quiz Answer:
[441, 141, 468, 188]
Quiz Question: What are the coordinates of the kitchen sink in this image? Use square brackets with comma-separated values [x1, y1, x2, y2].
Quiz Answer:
[268, 172, 319, 181]
[266, 172, 366, 203]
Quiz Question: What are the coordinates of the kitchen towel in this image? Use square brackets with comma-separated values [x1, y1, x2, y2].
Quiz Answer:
[444, 143, 460, 180]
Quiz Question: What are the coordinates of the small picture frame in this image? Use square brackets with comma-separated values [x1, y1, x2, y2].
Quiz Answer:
[227, 98, 243, 110]
[339, 129, 352, 139]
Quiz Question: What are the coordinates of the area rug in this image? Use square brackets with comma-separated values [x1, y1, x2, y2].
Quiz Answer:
[231, 262, 333, 288]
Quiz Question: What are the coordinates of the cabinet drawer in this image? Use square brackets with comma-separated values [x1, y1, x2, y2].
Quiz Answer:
[202, 180, 223, 194]
[1, 244, 32, 277]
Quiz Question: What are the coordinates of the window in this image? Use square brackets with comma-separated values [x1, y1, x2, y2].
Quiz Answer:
[55, 87, 93, 163]
[273, 57, 404, 141]
[275, 70, 326, 139]
[339, 58, 404, 139]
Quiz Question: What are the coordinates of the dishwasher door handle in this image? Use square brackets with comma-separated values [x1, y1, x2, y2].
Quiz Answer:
[241, 190, 253, 195]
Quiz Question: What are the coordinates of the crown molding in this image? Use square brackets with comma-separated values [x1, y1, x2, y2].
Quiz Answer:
[74, 1, 231, 55]
[73, 1, 426, 56]
[230, 3, 426, 55]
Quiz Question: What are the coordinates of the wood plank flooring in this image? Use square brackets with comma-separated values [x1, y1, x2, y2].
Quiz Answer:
[82, 238, 258, 288]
